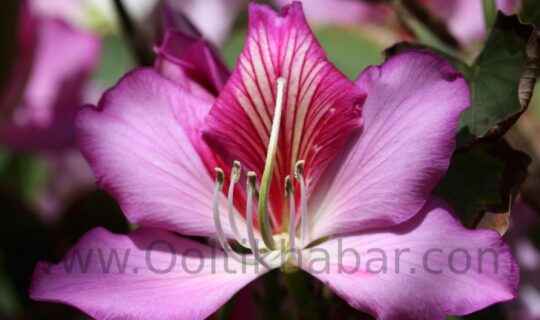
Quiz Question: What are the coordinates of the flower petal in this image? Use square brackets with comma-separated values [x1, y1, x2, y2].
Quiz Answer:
[155, 1, 230, 97]
[203, 2, 364, 225]
[300, 199, 518, 320]
[77, 68, 241, 238]
[310, 50, 470, 240]
[31, 227, 265, 320]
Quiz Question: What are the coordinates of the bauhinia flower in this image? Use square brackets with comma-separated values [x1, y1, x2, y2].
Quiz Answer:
[30, 2, 518, 319]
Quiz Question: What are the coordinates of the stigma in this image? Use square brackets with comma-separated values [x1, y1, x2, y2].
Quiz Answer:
[211, 78, 310, 268]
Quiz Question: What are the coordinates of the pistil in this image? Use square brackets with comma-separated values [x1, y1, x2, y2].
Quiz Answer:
[258, 77, 286, 250]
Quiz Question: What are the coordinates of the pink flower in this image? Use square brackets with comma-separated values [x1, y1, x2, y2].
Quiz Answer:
[30, 3, 518, 319]
[0, 1, 100, 152]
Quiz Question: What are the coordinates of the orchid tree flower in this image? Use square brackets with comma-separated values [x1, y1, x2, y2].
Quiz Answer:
[0, 1, 100, 220]
[30, 2, 518, 319]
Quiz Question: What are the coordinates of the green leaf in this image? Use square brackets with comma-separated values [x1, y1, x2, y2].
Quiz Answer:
[384, 14, 538, 148]
[93, 36, 136, 87]
[520, 0, 540, 26]
[457, 13, 538, 147]
[433, 141, 530, 228]
[313, 26, 383, 80]
[0, 152, 47, 203]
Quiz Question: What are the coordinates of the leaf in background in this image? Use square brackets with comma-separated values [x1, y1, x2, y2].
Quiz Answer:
[93, 35, 136, 87]
[457, 13, 538, 147]
[433, 140, 530, 228]
[313, 26, 384, 80]
[520, 0, 540, 26]
[0, 152, 47, 204]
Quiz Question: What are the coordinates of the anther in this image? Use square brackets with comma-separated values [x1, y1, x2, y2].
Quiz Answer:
[215, 168, 225, 187]
[294, 160, 305, 179]
[231, 161, 241, 183]
[295, 160, 309, 246]
[228, 161, 244, 244]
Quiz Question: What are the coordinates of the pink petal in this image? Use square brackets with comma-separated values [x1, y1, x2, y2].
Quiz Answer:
[203, 2, 364, 226]
[154, 28, 229, 96]
[309, 50, 470, 240]
[301, 199, 518, 319]
[31, 227, 265, 319]
[77, 68, 239, 238]
[0, 16, 100, 152]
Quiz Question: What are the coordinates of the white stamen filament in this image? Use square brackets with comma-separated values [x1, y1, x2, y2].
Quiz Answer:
[213, 168, 255, 265]
[211, 78, 316, 267]
[246, 172, 272, 269]
[285, 176, 296, 254]
[295, 161, 309, 246]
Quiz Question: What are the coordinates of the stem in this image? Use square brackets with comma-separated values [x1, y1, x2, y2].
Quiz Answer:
[285, 270, 319, 319]
[398, 0, 460, 50]
[112, 0, 153, 66]
[482, 0, 497, 31]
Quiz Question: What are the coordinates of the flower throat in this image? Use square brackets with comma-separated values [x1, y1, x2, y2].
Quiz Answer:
[212, 78, 308, 266]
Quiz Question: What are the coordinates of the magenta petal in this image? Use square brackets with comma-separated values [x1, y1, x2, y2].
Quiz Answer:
[204, 2, 364, 225]
[154, 28, 229, 96]
[31, 227, 264, 319]
[77, 68, 239, 238]
[301, 199, 519, 320]
[309, 50, 470, 240]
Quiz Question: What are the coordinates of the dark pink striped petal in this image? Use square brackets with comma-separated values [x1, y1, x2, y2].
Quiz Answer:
[203, 2, 364, 226]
